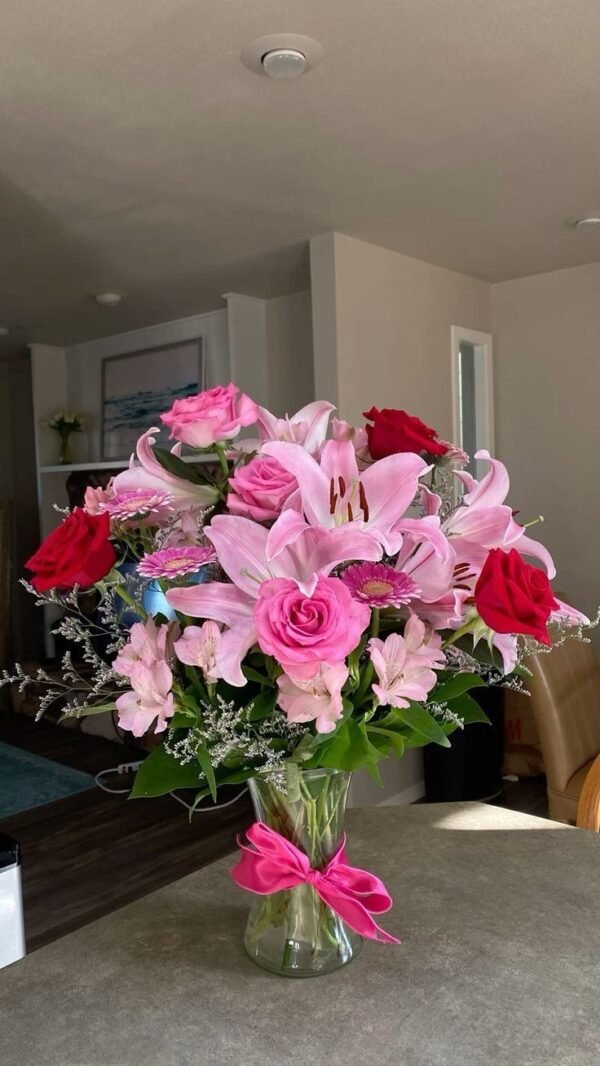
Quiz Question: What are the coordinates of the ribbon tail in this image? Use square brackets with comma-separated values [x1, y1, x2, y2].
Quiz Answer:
[316, 881, 401, 945]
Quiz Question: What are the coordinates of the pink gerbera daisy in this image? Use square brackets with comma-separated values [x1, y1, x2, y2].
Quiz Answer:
[104, 489, 172, 520]
[137, 545, 217, 580]
[341, 562, 419, 608]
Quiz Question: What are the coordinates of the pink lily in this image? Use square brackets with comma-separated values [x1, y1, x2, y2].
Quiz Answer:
[256, 400, 335, 455]
[446, 451, 556, 576]
[262, 439, 428, 554]
[166, 513, 380, 685]
[113, 428, 219, 511]
[393, 516, 467, 629]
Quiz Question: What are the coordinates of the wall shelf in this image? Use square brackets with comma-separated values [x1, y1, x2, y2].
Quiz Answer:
[39, 453, 219, 474]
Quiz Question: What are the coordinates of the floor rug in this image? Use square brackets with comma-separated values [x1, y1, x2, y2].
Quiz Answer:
[0, 741, 95, 819]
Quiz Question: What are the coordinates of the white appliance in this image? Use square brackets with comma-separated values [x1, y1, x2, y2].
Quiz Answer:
[0, 834, 25, 968]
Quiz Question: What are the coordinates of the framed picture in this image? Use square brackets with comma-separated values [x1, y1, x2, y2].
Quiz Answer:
[101, 339, 205, 460]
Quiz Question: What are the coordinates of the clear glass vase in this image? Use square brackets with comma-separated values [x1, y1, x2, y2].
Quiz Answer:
[57, 430, 73, 465]
[243, 768, 362, 977]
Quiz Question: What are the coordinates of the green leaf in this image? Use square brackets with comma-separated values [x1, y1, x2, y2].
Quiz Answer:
[152, 446, 206, 485]
[446, 692, 491, 726]
[313, 717, 382, 772]
[242, 665, 272, 686]
[60, 701, 116, 721]
[432, 673, 486, 703]
[196, 743, 217, 802]
[129, 744, 203, 798]
[367, 724, 406, 758]
[247, 689, 277, 722]
[386, 702, 451, 748]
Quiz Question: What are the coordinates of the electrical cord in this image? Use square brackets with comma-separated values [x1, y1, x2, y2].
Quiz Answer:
[94, 761, 248, 812]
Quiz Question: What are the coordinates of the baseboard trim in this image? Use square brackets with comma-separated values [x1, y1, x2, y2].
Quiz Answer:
[376, 782, 426, 807]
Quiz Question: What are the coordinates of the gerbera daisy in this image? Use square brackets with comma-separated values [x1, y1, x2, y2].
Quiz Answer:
[341, 562, 419, 608]
[137, 545, 217, 580]
[104, 489, 172, 520]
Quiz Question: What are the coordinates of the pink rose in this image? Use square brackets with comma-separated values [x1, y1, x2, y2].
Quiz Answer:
[254, 576, 370, 668]
[161, 383, 258, 448]
[228, 456, 297, 522]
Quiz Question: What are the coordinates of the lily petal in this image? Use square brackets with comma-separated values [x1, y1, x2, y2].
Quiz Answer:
[462, 451, 510, 508]
[214, 621, 257, 687]
[360, 452, 428, 533]
[262, 441, 332, 526]
[205, 515, 270, 595]
[166, 582, 255, 626]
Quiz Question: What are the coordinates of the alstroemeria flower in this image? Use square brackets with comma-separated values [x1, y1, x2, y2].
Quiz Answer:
[113, 618, 173, 678]
[115, 661, 174, 737]
[173, 621, 221, 681]
[277, 662, 348, 734]
[369, 617, 445, 708]
[84, 481, 115, 516]
[112, 428, 219, 511]
[262, 438, 428, 554]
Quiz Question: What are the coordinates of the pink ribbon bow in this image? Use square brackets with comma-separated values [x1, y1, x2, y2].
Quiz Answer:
[231, 821, 400, 945]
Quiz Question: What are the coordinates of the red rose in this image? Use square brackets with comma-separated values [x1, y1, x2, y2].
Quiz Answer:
[474, 548, 558, 645]
[363, 407, 448, 459]
[26, 510, 117, 593]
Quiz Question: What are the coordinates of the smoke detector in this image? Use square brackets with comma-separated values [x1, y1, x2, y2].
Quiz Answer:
[241, 34, 324, 78]
[573, 215, 600, 231]
[95, 291, 124, 306]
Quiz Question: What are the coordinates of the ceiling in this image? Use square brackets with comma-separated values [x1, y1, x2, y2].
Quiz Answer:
[2, 0, 600, 354]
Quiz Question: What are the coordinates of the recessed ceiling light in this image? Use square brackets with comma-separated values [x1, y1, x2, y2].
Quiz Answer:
[241, 34, 324, 78]
[95, 291, 124, 306]
[0, 325, 10, 337]
[261, 48, 307, 79]
[571, 215, 600, 231]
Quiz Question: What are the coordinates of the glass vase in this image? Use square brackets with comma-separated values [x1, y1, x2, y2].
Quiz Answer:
[57, 430, 73, 465]
[243, 768, 362, 977]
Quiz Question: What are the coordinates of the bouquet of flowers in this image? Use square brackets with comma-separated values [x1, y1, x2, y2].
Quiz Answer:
[42, 410, 86, 465]
[6, 383, 590, 975]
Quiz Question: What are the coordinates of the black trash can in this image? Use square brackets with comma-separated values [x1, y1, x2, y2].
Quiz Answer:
[423, 687, 505, 802]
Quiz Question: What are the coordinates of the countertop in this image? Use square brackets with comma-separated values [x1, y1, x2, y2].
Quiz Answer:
[1, 802, 599, 1066]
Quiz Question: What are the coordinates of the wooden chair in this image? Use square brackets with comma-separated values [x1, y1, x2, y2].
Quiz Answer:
[525, 638, 600, 829]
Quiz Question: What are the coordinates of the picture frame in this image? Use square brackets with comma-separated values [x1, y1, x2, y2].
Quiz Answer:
[101, 339, 205, 460]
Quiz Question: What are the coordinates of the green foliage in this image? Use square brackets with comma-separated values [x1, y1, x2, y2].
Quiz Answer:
[431, 672, 486, 702]
[444, 691, 491, 726]
[152, 446, 211, 487]
[380, 702, 451, 747]
[129, 745, 204, 798]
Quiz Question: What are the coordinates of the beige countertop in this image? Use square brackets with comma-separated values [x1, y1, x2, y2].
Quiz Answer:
[1, 802, 599, 1066]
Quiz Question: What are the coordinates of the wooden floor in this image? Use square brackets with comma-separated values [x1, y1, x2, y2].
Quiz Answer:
[0, 712, 548, 952]
[0, 713, 253, 952]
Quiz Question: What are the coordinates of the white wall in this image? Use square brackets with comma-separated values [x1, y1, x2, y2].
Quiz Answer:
[492, 263, 600, 630]
[266, 291, 314, 415]
[311, 232, 492, 805]
[311, 232, 491, 435]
